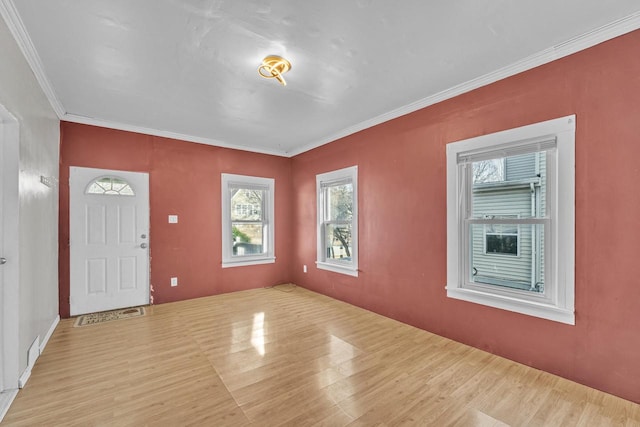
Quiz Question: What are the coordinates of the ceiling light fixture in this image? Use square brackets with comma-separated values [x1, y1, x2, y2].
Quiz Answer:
[258, 55, 291, 86]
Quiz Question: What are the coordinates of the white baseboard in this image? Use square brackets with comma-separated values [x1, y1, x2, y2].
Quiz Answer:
[18, 336, 38, 388]
[0, 389, 19, 423]
[17, 369, 30, 389]
[40, 315, 59, 354]
[17, 315, 59, 389]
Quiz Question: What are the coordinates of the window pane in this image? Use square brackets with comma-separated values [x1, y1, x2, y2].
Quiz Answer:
[232, 224, 264, 256]
[325, 183, 353, 222]
[486, 234, 517, 255]
[472, 152, 546, 219]
[486, 224, 518, 234]
[324, 224, 353, 263]
[111, 180, 127, 192]
[231, 189, 263, 221]
[472, 159, 504, 183]
[86, 177, 135, 196]
[470, 224, 544, 293]
[485, 223, 518, 255]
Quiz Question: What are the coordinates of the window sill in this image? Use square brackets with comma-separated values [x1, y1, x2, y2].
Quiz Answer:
[446, 286, 574, 325]
[317, 261, 358, 277]
[222, 257, 275, 268]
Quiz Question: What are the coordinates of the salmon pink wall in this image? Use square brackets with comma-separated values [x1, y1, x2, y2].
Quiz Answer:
[58, 30, 640, 404]
[290, 30, 640, 403]
[59, 123, 292, 318]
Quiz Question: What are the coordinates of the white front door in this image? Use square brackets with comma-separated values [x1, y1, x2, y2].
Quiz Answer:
[70, 167, 150, 316]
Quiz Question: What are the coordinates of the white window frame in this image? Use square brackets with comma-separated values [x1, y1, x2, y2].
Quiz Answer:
[221, 173, 275, 268]
[316, 166, 358, 277]
[446, 115, 575, 325]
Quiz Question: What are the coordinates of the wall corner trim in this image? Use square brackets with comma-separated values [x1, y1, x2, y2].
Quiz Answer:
[0, 0, 66, 118]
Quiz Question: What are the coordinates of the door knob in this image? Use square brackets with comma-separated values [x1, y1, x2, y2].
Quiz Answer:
[0, 257, 6, 265]
[140, 243, 148, 249]
[141, 234, 147, 239]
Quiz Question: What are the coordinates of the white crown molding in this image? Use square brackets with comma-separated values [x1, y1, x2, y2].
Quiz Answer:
[2, 0, 637, 157]
[286, 11, 640, 157]
[0, 0, 65, 118]
[62, 114, 288, 157]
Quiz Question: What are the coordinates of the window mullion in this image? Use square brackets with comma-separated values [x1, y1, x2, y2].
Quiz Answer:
[461, 163, 472, 289]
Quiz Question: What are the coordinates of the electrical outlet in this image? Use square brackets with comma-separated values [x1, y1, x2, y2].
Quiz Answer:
[303, 265, 307, 273]
[168, 215, 178, 224]
[171, 277, 178, 287]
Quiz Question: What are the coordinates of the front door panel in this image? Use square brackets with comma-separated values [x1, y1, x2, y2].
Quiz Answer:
[70, 167, 149, 316]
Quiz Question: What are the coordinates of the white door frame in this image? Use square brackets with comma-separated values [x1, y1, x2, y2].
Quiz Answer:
[0, 103, 20, 392]
[69, 167, 150, 315]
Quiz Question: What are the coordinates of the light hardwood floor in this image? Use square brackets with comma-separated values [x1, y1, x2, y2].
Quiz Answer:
[5, 285, 640, 426]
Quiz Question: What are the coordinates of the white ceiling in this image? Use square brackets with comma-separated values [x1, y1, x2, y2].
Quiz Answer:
[2, 1, 640, 156]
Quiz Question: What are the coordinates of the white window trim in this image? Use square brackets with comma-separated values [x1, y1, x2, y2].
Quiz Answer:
[221, 173, 275, 268]
[446, 115, 575, 325]
[316, 166, 358, 277]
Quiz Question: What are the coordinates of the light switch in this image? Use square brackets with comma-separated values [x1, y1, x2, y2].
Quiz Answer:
[168, 215, 178, 224]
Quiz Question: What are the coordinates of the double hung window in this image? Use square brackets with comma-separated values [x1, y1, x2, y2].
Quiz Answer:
[446, 116, 575, 324]
[221, 174, 275, 267]
[316, 166, 358, 276]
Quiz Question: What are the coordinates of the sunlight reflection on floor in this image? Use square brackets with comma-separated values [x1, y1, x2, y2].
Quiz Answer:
[251, 312, 265, 356]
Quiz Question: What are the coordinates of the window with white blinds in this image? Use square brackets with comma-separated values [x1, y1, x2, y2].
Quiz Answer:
[446, 116, 575, 324]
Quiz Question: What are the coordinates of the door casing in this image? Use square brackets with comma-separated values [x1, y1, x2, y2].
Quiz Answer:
[0, 104, 20, 392]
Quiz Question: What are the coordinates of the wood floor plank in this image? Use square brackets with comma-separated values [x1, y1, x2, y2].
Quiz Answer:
[4, 286, 640, 426]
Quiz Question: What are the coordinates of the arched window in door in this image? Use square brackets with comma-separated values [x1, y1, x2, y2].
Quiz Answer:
[85, 177, 135, 196]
